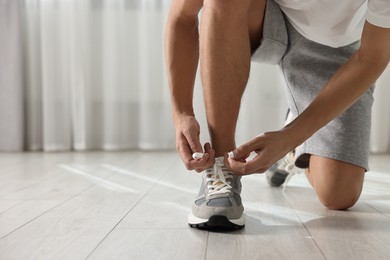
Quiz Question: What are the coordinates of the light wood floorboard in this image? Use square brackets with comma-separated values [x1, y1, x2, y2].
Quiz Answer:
[0, 152, 175, 259]
[205, 175, 325, 260]
[0, 151, 389, 260]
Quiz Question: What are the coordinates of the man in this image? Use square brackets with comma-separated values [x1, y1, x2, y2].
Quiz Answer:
[164, 0, 390, 230]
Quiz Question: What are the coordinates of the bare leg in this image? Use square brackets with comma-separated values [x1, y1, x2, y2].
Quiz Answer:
[200, 0, 266, 156]
[306, 155, 365, 210]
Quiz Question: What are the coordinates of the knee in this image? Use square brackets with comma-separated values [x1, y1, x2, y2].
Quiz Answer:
[308, 155, 365, 210]
[203, 0, 251, 15]
[317, 190, 361, 210]
[314, 174, 364, 210]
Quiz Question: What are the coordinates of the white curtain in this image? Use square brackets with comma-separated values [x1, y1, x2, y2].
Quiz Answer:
[0, 0, 24, 151]
[0, 0, 389, 153]
[371, 65, 390, 153]
[23, 0, 175, 151]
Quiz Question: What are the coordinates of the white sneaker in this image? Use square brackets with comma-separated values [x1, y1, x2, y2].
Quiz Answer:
[265, 152, 303, 187]
[265, 109, 303, 187]
[188, 157, 245, 230]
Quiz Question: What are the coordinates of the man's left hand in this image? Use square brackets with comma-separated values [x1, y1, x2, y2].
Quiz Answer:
[225, 130, 297, 176]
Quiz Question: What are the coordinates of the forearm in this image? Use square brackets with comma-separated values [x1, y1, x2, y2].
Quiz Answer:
[164, 14, 199, 123]
[286, 50, 389, 147]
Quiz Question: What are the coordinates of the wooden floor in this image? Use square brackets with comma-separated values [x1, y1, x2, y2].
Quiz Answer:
[0, 151, 389, 260]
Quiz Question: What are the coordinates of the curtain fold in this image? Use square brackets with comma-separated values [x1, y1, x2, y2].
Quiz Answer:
[0, 0, 24, 151]
[20, 0, 175, 151]
[0, 0, 390, 153]
[371, 65, 390, 153]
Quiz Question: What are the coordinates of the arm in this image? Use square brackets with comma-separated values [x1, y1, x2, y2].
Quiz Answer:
[228, 21, 390, 175]
[165, 0, 201, 120]
[286, 21, 390, 147]
[165, 0, 215, 171]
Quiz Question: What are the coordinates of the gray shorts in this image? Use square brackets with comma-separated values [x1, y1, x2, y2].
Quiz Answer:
[251, 0, 374, 171]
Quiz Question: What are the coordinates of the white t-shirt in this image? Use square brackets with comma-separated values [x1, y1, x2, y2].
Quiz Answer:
[274, 0, 390, 47]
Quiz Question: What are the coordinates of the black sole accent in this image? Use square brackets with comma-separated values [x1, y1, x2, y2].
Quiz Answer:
[189, 215, 244, 231]
[270, 170, 289, 187]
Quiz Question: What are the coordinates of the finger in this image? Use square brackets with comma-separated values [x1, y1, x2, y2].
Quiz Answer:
[192, 143, 216, 169]
[177, 134, 201, 170]
[187, 143, 215, 172]
[227, 154, 268, 175]
[182, 129, 203, 154]
[178, 143, 197, 170]
[232, 137, 262, 160]
[204, 143, 215, 159]
[188, 152, 212, 171]
[204, 143, 215, 168]
[189, 143, 211, 161]
[204, 142, 212, 153]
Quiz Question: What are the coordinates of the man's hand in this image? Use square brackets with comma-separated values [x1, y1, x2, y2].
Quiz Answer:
[175, 115, 215, 172]
[225, 130, 297, 176]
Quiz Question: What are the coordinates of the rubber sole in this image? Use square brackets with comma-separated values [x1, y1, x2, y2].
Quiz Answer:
[188, 215, 245, 231]
[268, 170, 289, 187]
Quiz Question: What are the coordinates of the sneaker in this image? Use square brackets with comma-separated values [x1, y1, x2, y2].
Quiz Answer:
[265, 109, 303, 187]
[188, 157, 245, 230]
[265, 152, 303, 187]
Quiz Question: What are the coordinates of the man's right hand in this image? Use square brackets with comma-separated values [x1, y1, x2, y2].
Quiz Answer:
[175, 115, 215, 172]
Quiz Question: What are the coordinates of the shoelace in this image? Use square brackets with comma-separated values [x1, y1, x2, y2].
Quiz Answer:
[279, 153, 303, 190]
[206, 159, 233, 196]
